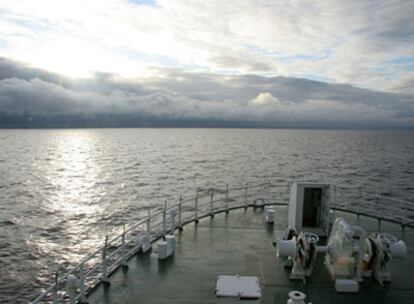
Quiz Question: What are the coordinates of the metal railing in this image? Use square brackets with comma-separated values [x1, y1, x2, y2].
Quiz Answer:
[30, 181, 413, 303]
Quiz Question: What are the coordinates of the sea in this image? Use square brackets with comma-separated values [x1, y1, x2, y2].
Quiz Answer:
[0, 128, 413, 303]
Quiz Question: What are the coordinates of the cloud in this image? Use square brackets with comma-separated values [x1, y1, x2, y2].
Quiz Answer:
[0, 0, 413, 91]
[250, 93, 281, 106]
[0, 57, 413, 128]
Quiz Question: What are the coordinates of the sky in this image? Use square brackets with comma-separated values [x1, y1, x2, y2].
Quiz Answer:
[0, 0, 413, 128]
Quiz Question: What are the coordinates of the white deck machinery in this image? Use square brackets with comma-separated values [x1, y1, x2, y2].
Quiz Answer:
[277, 182, 407, 292]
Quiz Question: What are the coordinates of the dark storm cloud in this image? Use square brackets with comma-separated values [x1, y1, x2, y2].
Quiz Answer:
[0, 57, 413, 128]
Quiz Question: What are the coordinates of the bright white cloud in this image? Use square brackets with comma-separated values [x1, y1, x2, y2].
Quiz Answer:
[0, 0, 413, 90]
[250, 93, 280, 106]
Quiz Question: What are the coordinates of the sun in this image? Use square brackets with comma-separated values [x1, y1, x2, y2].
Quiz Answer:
[25, 38, 108, 78]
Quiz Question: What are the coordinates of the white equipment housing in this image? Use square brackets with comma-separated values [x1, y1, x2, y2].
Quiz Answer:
[288, 183, 330, 236]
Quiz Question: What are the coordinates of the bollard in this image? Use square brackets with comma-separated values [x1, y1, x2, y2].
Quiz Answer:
[210, 189, 214, 217]
[287, 290, 306, 304]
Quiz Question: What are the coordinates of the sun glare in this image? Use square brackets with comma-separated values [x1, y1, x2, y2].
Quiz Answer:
[27, 39, 107, 78]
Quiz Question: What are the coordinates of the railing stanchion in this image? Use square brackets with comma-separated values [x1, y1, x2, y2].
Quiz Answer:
[121, 224, 128, 269]
[52, 271, 59, 304]
[210, 188, 214, 217]
[377, 197, 382, 232]
[402, 200, 408, 239]
[267, 181, 271, 203]
[225, 184, 229, 213]
[195, 190, 199, 223]
[244, 184, 248, 209]
[170, 208, 177, 233]
[102, 235, 110, 284]
[178, 194, 183, 231]
[162, 201, 167, 237]
[357, 187, 361, 221]
[79, 262, 89, 303]
[147, 208, 151, 235]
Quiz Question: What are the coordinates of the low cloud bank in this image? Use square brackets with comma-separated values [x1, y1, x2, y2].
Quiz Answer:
[0, 57, 413, 128]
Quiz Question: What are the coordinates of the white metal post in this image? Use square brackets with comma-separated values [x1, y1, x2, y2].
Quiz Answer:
[162, 201, 167, 236]
[121, 225, 128, 268]
[147, 208, 151, 235]
[170, 209, 176, 233]
[377, 197, 382, 232]
[102, 235, 110, 284]
[195, 190, 199, 223]
[267, 181, 271, 202]
[79, 263, 88, 303]
[357, 188, 361, 221]
[225, 184, 229, 213]
[244, 184, 248, 209]
[210, 188, 214, 217]
[178, 194, 183, 230]
[52, 271, 59, 304]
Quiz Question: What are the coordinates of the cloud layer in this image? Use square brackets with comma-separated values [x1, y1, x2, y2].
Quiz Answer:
[0, 0, 413, 91]
[1, 57, 413, 128]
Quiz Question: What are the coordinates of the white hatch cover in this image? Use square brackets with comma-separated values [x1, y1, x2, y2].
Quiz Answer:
[216, 275, 261, 299]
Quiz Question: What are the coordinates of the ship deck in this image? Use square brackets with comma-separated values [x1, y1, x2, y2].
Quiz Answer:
[87, 206, 414, 304]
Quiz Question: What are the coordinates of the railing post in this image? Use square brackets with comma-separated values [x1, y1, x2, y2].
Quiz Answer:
[195, 190, 199, 223]
[102, 235, 110, 284]
[178, 194, 183, 231]
[267, 181, 271, 203]
[357, 187, 361, 221]
[170, 208, 177, 233]
[402, 200, 408, 239]
[147, 208, 151, 235]
[52, 271, 59, 304]
[377, 197, 382, 232]
[121, 224, 128, 269]
[225, 184, 229, 213]
[210, 188, 214, 217]
[162, 201, 167, 237]
[79, 262, 89, 303]
[332, 186, 336, 218]
[244, 184, 248, 209]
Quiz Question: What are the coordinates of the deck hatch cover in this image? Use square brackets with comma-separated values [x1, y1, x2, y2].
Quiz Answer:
[216, 275, 261, 298]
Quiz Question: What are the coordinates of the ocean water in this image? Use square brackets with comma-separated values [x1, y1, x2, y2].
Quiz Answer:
[0, 128, 413, 303]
